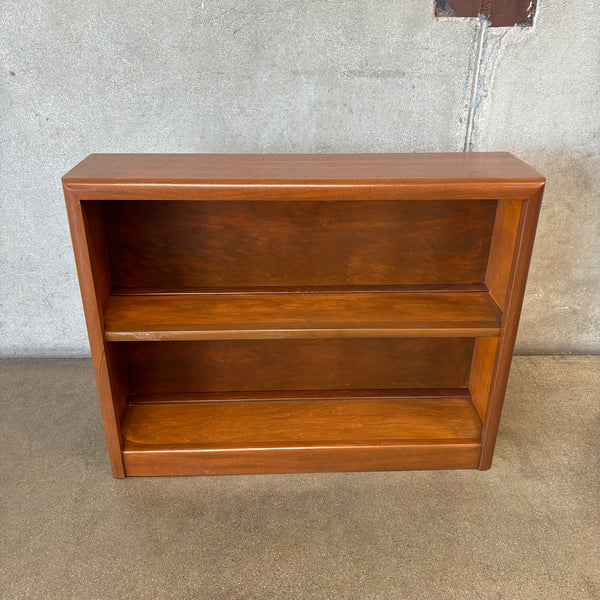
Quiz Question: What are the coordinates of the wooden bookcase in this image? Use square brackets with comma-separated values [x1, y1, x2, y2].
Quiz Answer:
[63, 153, 544, 478]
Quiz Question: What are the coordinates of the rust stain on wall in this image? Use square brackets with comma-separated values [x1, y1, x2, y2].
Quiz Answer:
[435, 0, 537, 27]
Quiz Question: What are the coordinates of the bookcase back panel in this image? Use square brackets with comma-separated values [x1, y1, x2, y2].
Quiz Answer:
[103, 200, 496, 288]
[124, 338, 474, 394]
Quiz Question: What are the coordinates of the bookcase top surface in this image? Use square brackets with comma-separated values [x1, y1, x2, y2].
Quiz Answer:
[63, 153, 544, 186]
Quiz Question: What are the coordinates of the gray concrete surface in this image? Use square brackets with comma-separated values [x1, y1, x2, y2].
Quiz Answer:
[1, 356, 599, 599]
[473, 0, 600, 353]
[1, 1, 599, 356]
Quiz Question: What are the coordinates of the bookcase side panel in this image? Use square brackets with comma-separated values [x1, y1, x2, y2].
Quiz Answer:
[485, 198, 523, 311]
[64, 191, 127, 477]
[479, 186, 544, 469]
[468, 337, 499, 420]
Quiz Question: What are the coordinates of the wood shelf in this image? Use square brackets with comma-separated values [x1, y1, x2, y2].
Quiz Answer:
[104, 291, 502, 341]
[121, 392, 482, 475]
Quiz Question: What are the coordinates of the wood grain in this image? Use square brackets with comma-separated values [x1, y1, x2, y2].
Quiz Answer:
[479, 187, 544, 469]
[469, 337, 498, 420]
[104, 292, 501, 341]
[121, 397, 482, 475]
[123, 444, 482, 476]
[61, 153, 544, 476]
[103, 199, 496, 288]
[125, 338, 474, 393]
[62, 153, 545, 201]
[63, 152, 545, 186]
[113, 283, 489, 295]
[486, 198, 522, 310]
[129, 388, 472, 404]
[123, 397, 482, 449]
[64, 194, 127, 477]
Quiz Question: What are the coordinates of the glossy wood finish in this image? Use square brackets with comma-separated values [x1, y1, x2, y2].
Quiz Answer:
[469, 337, 498, 420]
[486, 198, 522, 310]
[63, 153, 544, 477]
[104, 292, 501, 341]
[125, 338, 474, 393]
[124, 397, 482, 448]
[104, 199, 496, 288]
[63, 153, 545, 201]
[123, 444, 482, 476]
[129, 388, 472, 404]
[479, 187, 544, 469]
[63, 152, 544, 187]
[122, 396, 482, 475]
[64, 197, 126, 477]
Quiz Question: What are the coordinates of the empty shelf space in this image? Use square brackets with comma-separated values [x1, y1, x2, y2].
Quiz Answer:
[104, 291, 502, 341]
[121, 393, 482, 475]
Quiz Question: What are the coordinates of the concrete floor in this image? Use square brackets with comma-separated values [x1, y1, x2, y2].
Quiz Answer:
[1, 356, 598, 599]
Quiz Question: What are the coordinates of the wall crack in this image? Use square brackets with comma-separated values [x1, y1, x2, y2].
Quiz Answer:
[464, 15, 490, 152]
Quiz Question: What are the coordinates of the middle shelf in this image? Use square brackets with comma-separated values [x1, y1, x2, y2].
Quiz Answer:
[104, 290, 502, 341]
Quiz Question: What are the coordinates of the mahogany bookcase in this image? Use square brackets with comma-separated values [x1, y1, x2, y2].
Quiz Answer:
[63, 153, 544, 478]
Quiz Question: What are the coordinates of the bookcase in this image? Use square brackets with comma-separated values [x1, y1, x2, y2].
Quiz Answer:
[63, 153, 544, 478]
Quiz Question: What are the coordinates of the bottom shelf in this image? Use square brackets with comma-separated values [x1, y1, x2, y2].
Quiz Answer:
[121, 390, 482, 475]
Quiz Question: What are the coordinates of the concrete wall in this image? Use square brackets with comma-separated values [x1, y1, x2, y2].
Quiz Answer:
[1, 0, 598, 356]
